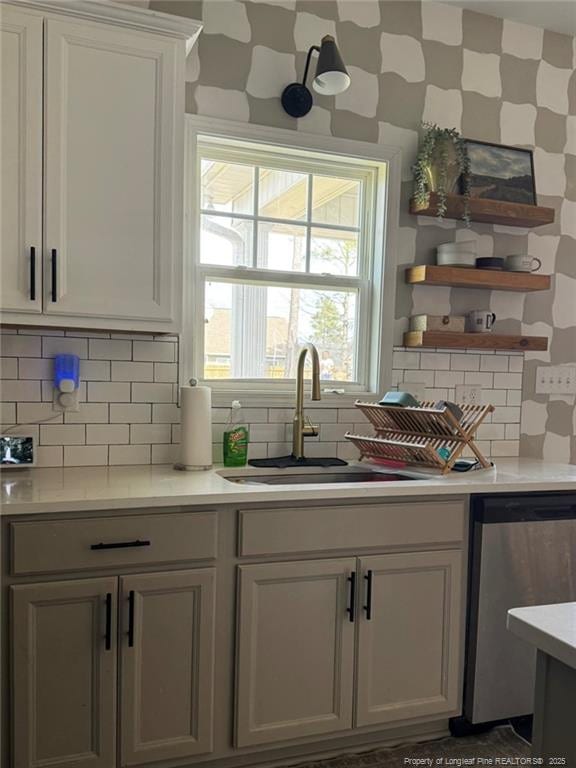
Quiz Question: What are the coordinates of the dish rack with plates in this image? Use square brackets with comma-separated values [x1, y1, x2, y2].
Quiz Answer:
[345, 400, 494, 474]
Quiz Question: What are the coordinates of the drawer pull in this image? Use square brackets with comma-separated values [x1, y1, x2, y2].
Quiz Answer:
[128, 590, 135, 648]
[346, 572, 356, 623]
[91, 539, 151, 551]
[363, 569, 373, 620]
[104, 593, 112, 650]
[51, 249, 57, 302]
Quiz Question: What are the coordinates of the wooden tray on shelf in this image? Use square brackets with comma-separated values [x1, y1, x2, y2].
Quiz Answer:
[346, 400, 494, 474]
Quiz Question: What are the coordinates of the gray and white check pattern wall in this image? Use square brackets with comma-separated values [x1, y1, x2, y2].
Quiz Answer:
[149, 0, 574, 464]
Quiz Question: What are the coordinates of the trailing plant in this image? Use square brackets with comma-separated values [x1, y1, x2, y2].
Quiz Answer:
[413, 122, 471, 226]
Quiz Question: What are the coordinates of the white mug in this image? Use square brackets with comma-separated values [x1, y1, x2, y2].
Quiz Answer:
[505, 254, 542, 273]
[468, 310, 496, 333]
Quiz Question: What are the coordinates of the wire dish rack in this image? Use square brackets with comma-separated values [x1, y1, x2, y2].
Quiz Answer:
[345, 400, 494, 474]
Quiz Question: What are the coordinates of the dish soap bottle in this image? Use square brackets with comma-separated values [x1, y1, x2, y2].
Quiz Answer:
[223, 400, 249, 467]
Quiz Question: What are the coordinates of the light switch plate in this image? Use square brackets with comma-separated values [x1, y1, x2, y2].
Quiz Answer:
[535, 366, 576, 395]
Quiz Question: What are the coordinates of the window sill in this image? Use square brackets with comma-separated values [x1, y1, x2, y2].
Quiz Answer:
[207, 388, 377, 410]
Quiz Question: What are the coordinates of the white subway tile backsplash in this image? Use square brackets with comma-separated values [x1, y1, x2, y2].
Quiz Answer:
[421, 352, 451, 370]
[111, 361, 154, 382]
[152, 403, 180, 423]
[2, 335, 41, 357]
[0, 358, 18, 378]
[89, 339, 132, 360]
[110, 403, 151, 423]
[43, 336, 87, 358]
[36, 445, 64, 467]
[64, 445, 108, 466]
[494, 373, 523, 390]
[87, 424, 129, 445]
[109, 444, 151, 465]
[2, 380, 41, 401]
[88, 381, 131, 402]
[80, 360, 111, 381]
[152, 443, 180, 464]
[130, 423, 171, 444]
[450, 353, 480, 371]
[435, 371, 465, 387]
[153, 363, 178, 383]
[0, 402, 16, 425]
[40, 424, 86, 445]
[393, 350, 420, 369]
[2, 334, 530, 467]
[65, 403, 109, 424]
[133, 341, 175, 362]
[18, 357, 53, 380]
[17, 402, 62, 424]
[131, 383, 173, 403]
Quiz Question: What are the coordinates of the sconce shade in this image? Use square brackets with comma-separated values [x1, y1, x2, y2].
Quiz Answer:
[313, 35, 350, 96]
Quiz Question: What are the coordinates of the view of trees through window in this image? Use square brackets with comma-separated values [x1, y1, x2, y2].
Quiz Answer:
[199, 146, 372, 382]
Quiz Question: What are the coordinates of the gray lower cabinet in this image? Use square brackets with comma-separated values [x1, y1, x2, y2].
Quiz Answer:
[235, 559, 356, 747]
[236, 551, 463, 748]
[355, 550, 463, 727]
[12, 577, 118, 768]
[120, 569, 216, 765]
[11, 569, 215, 768]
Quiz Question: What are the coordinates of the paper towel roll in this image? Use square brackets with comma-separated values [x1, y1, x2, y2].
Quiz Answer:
[177, 383, 212, 471]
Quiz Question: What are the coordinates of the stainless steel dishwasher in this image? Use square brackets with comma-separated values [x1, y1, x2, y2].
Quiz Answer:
[459, 492, 576, 729]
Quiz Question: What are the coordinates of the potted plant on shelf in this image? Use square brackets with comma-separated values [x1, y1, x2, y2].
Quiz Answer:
[412, 122, 471, 225]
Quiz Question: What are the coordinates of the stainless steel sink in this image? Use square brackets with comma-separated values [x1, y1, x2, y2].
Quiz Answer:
[222, 469, 425, 486]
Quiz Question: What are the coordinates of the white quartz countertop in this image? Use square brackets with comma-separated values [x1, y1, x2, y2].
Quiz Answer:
[1, 458, 575, 516]
[508, 603, 576, 671]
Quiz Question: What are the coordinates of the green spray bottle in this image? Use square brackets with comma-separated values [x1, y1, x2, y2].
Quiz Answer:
[223, 400, 249, 467]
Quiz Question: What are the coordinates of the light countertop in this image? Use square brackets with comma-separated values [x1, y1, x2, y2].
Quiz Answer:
[508, 603, 576, 671]
[1, 458, 575, 516]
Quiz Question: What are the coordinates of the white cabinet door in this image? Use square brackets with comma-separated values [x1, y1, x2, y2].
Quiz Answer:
[43, 16, 183, 329]
[355, 550, 463, 727]
[236, 559, 356, 747]
[0, 5, 43, 314]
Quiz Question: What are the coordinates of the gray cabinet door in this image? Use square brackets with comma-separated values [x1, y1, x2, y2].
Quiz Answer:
[120, 569, 215, 766]
[12, 578, 117, 768]
[355, 550, 463, 727]
[235, 559, 356, 747]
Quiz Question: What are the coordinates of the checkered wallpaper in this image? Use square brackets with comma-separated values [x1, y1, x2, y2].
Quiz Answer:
[147, 0, 575, 464]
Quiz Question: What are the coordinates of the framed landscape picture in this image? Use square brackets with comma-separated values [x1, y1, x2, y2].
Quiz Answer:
[463, 140, 537, 205]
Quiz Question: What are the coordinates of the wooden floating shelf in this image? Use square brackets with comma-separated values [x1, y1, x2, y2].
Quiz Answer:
[406, 265, 551, 292]
[404, 330, 548, 352]
[410, 193, 555, 228]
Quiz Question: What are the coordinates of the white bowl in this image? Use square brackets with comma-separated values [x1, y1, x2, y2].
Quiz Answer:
[436, 251, 477, 268]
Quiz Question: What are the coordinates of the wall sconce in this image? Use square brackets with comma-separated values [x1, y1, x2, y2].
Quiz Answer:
[281, 35, 350, 118]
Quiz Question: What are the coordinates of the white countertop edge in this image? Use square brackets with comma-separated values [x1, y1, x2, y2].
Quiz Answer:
[507, 603, 576, 671]
[1, 458, 575, 516]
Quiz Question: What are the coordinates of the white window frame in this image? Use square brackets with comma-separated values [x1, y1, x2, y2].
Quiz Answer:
[184, 115, 401, 408]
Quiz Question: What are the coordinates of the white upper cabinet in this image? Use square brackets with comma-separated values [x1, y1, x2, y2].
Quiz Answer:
[0, 2, 201, 333]
[0, 5, 43, 314]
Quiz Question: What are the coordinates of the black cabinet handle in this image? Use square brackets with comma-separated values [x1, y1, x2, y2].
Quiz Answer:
[347, 572, 356, 623]
[91, 539, 151, 551]
[364, 570, 373, 620]
[51, 249, 57, 302]
[105, 593, 112, 650]
[29, 247, 36, 301]
[128, 590, 135, 648]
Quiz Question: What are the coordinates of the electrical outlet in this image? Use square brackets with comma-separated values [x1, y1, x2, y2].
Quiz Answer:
[52, 387, 80, 412]
[455, 384, 482, 405]
[535, 366, 576, 395]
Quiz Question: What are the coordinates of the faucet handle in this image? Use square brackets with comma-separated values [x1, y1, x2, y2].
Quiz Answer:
[303, 416, 319, 438]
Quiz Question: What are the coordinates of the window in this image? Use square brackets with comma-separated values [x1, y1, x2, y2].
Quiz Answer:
[187, 121, 395, 400]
